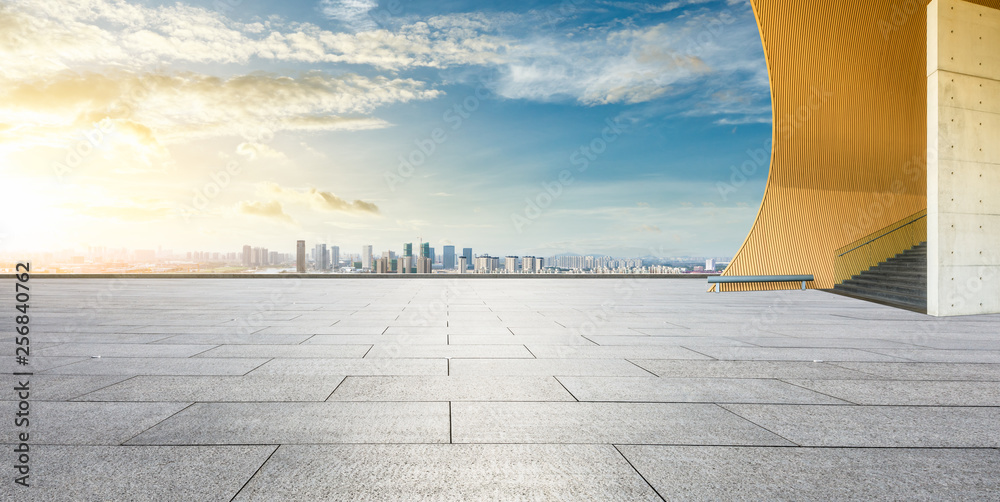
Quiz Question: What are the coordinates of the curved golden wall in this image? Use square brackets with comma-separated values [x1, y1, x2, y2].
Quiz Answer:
[721, 0, 932, 291]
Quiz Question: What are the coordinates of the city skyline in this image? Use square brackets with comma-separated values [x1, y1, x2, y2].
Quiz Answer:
[3, 0, 771, 260]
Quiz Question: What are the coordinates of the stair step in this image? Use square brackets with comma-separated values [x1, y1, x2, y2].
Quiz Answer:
[834, 286, 927, 308]
[848, 277, 926, 290]
[837, 284, 926, 299]
[837, 241, 928, 311]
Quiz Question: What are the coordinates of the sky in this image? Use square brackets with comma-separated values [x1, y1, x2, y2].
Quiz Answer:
[0, 0, 772, 258]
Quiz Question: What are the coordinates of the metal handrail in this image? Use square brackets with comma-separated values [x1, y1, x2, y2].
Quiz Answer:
[837, 213, 927, 258]
[832, 209, 927, 285]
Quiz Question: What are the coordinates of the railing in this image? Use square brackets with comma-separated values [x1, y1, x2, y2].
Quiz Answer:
[833, 209, 927, 285]
[708, 275, 814, 293]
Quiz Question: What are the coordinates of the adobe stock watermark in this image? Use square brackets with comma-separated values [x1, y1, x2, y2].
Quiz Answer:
[235, 278, 302, 335]
[176, 121, 277, 221]
[51, 118, 115, 179]
[716, 139, 771, 202]
[384, 76, 497, 192]
[52, 65, 168, 180]
[777, 84, 833, 140]
[511, 117, 628, 233]
[571, 278, 639, 338]
[877, 0, 921, 40]
[842, 154, 925, 239]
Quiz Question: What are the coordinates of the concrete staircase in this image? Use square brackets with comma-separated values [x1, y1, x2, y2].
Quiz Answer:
[832, 242, 927, 312]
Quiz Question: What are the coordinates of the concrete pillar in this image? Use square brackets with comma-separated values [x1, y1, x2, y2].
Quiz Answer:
[927, 0, 1000, 315]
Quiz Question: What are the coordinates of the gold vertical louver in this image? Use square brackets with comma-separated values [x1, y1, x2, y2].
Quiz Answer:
[721, 0, 935, 291]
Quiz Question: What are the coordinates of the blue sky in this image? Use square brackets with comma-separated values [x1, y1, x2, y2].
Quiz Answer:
[1, 0, 771, 258]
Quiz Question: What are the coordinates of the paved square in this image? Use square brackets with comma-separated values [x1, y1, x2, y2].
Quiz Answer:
[4, 278, 999, 499]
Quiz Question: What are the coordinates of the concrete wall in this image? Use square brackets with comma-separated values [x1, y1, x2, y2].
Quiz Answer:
[927, 0, 1000, 315]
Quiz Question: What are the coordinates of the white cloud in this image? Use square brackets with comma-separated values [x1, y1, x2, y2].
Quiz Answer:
[0, 70, 438, 161]
[237, 200, 296, 224]
[598, 0, 717, 13]
[320, 0, 379, 32]
[261, 182, 380, 215]
[236, 142, 286, 161]
[1, 0, 510, 76]
[491, 7, 767, 108]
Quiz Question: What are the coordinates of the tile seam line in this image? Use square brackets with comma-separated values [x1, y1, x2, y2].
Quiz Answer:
[623, 359, 661, 377]
[187, 345, 224, 358]
[714, 403, 801, 447]
[552, 376, 580, 402]
[774, 378, 859, 405]
[67, 375, 140, 401]
[118, 401, 197, 446]
[612, 444, 666, 502]
[229, 444, 281, 502]
[323, 376, 349, 402]
[23, 443, 1000, 449]
[242, 357, 275, 376]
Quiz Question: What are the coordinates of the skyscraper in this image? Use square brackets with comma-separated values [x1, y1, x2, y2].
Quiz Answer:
[315, 244, 328, 270]
[462, 248, 473, 270]
[420, 242, 430, 259]
[361, 245, 373, 270]
[458, 256, 467, 273]
[443, 246, 455, 269]
[242, 245, 251, 267]
[330, 246, 340, 272]
[296, 240, 306, 273]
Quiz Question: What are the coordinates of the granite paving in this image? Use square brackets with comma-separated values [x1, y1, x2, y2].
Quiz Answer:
[3, 278, 999, 499]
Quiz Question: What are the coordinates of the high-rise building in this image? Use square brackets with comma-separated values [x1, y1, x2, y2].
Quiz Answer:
[522, 256, 536, 273]
[296, 240, 306, 273]
[330, 246, 340, 271]
[376, 256, 391, 274]
[420, 242, 430, 259]
[706, 258, 716, 272]
[443, 246, 455, 269]
[417, 256, 431, 273]
[463, 248, 473, 270]
[505, 256, 518, 273]
[475, 255, 499, 273]
[458, 256, 467, 273]
[361, 245, 373, 270]
[242, 245, 251, 267]
[315, 244, 328, 270]
[402, 243, 415, 273]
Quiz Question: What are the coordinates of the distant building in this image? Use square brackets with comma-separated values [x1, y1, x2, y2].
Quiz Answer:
[315, 244, 328, 270]
[505, 256, 518, 273]
[463, 248, 473, 270]
[706, 258, 716, 272]
[417, 256, 431, 273]
[242, 245, 252, 267]
[400, 255, 412, 274]
[443, 246, 456, 269]
[376, 256, 390, 274]
[475, 255, 499, 273]
[296, 241, 306, 273]
[458, 256, 467, 273]
[330, 246, 340, 271]
[522, 256, 537, 273]
[361, 245, 373, 270]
